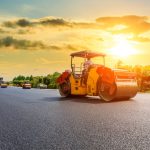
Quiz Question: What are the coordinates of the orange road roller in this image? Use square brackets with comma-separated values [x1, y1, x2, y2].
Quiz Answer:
[57, 50, 138, 101]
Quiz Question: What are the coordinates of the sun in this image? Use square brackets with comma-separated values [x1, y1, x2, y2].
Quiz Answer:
[109, 35, 138, 57]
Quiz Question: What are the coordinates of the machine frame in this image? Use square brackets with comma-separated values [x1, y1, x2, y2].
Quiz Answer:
[57, 50, 138, 101]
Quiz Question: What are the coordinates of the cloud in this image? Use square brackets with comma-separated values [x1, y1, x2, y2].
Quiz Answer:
[2, 15, 150, 32]
[2, 15, 150, 37]
[2, 21, 16, 28]
[39, 18, 70, 26]
[48, 45, 62, 50]
[129, 36, 150, 42]
[96, 15, 150, 35]
[3, 18, 32, 28]
[65, 44, 88, 51]
[0, 28, 7, 33]
[2, 17, 96, 29]
[0, 36, 86, 51]
[2, 17, 70, 28]
[17, 29, 32, 34]
[0, 36, 47, 49]
[96, 15, 148, 25]
[16, 19, 31, 27]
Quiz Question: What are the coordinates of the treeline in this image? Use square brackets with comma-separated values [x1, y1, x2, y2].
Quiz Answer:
[13, 72, 60, 89]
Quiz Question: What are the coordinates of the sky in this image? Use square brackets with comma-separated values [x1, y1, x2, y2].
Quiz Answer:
[0, 0, 150, 80]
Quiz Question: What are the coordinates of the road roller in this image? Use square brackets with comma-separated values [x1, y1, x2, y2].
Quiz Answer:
[57, 50, 138, 101]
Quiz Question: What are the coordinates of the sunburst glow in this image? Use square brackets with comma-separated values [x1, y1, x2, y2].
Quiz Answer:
[109, 35, 138, 57]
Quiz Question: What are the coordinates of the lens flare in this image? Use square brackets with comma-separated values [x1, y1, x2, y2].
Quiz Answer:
[109, 35, 138, 57]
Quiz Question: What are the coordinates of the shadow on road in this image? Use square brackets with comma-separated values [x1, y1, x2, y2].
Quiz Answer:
[41, 96, 135, 104]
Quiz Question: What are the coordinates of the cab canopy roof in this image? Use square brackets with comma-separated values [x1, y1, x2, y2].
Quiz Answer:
[70, 50, 106, 59]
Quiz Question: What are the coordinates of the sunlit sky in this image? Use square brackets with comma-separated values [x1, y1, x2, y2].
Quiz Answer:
[0, 0, 150, 80]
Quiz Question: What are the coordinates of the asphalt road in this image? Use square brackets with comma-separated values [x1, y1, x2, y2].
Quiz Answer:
[0, 87, 150, 150]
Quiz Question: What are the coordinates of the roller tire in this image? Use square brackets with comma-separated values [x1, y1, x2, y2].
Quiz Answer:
[58, 81, 71, 97]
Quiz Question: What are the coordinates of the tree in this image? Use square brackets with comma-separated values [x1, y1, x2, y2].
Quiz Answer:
[48, 72, 60, 89]
[29, 75, 33, 81]
[25, 76, 30, 80]
[43, 76, 50, 85]
[116, 60, 123, 69]
[38, 77, 43, 83]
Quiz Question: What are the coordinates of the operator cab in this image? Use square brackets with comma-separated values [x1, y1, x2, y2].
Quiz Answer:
[70, 50, 106, 78]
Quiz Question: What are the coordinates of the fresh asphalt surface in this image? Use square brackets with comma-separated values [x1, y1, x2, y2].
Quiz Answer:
[0, 87, 150, 150]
